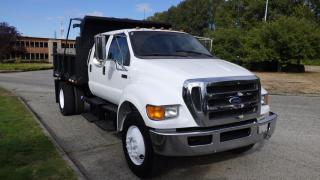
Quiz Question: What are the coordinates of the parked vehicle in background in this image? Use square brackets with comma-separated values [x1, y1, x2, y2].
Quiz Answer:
[53, 16, 277, 178]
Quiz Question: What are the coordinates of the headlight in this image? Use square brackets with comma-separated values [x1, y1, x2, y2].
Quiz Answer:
[261, 94, 269, 105]
[146, 105, 179, 120]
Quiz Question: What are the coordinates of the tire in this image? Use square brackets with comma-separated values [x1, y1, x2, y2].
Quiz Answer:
[122, 112, 156, 178]
[58, 82, 75, 116]
[230, 144, 255, 154]
[74, 87, 84, 114]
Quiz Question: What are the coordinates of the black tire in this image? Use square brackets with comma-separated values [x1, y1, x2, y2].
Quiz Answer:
[58, 82, 75, 116]
[74, 87, 84, 114]
[122, 112, 156, 178]
[230, 144, 255, 154]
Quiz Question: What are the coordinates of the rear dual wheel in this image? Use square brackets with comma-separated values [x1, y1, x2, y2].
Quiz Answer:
[58, 82, 84, 116]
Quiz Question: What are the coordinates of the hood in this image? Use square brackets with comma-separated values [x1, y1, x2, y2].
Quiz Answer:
[134, 58, 254, 81]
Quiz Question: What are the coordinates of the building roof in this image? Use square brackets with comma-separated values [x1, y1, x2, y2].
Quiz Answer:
[20, 36, 75, 41]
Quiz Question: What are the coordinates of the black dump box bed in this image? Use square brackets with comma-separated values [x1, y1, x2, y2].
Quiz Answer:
[53, 16, 171, 86]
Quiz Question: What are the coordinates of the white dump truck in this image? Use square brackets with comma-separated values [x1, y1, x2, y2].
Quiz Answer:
[53, 16, 277, 178]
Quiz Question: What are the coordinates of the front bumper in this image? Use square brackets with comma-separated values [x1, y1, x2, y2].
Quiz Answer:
[149, 112, 277, 156]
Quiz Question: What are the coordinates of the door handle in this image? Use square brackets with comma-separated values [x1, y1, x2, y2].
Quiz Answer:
[121, 74, 127, 79]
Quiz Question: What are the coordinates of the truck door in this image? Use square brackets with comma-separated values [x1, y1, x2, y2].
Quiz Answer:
[104, 33, 130, 104]
[88, 35, 112, 100]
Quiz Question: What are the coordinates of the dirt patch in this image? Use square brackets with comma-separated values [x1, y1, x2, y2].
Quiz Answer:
[255, 66, 320, 95]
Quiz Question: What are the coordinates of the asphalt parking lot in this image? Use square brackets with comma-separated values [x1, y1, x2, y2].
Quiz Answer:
[0, 70, 319, 180]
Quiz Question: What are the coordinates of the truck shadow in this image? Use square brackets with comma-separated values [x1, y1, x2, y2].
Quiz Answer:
[81, 109, 267, 179]
[153, 141, 266, 179]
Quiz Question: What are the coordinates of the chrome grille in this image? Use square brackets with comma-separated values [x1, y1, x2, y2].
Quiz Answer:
[183, 76, 261, 127]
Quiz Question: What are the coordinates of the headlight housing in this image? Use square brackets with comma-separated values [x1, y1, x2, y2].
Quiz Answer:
[261, 94, 269, 105]
[146, 105, 179, 120]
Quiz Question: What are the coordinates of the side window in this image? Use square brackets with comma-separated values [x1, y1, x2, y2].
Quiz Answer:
[107, 34, 130, 66]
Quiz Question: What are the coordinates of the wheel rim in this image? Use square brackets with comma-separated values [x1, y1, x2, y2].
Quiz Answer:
[59, 89, 64, 109]
[126, 125, 145, 165]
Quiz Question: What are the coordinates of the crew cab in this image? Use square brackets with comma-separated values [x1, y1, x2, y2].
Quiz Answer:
[53, 16, 277, 178]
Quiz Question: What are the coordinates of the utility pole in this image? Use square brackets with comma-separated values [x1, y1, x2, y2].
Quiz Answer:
[264, 0, 269, 22]
[208, 0, 215, 31]
[60, 21, 65, 39]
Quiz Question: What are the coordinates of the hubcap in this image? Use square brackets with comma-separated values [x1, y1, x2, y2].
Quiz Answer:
[126, 125, 145, 165]
[59, 89, 64, 109]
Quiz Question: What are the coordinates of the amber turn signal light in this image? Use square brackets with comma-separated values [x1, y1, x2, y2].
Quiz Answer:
[146, 105, 165, 120]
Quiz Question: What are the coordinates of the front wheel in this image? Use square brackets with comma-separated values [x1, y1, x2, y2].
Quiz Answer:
[122, 112, 156, 178]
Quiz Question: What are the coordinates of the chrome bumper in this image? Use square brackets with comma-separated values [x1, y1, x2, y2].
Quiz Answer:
[149, 112, 277, 156]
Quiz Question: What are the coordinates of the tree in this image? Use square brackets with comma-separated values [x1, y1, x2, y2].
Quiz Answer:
[148, 0, 218, 36]
[0, 22, 25, 62]
[243, 16, 320, 70]
[206, 28, 245, 63]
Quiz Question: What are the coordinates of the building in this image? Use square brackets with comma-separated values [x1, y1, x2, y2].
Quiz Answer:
[12, 36, 76, 63]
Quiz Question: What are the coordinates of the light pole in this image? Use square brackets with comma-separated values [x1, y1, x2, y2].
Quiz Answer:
[264, 0, 269, 22]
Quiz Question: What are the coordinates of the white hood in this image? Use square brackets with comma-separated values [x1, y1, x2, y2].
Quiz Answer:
[134, 58, 254, 81]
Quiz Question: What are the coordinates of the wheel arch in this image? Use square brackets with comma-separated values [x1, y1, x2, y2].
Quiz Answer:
[117, 100, 140, 132]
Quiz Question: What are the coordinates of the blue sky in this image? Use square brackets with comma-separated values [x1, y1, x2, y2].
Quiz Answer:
[0, 0, 181, 38]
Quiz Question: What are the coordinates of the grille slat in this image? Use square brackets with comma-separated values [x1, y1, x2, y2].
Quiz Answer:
[207, 100, 259, 112]
[207, 89, 258, 99]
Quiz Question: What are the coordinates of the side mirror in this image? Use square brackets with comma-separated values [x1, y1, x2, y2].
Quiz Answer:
[94, 35, 106, 61]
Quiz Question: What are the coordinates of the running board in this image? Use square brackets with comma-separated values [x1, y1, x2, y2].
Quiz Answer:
[83, 96, 118, 113]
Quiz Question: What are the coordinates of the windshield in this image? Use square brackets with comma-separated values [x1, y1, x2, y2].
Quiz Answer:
[129, 31, 213, 59]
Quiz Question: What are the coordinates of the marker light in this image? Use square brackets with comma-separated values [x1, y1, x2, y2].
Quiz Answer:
[261, 94, 269, 105]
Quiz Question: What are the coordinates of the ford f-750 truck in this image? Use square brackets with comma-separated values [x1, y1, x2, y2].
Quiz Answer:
[53, 16, 277, 178]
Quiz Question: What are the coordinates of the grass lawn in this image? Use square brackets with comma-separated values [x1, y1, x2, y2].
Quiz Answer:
[0, 88, 76, 180]
[256, 66, 320, 95]
[0, 63, 53, 72]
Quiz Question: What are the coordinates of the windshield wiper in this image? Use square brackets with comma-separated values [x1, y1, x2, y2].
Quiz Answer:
[175, 50, 213, 57]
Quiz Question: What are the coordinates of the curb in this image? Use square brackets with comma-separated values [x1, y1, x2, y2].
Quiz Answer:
[18, 97, 89, 180]
[269, 93, 320, 97]
[0, 68, 53, 73]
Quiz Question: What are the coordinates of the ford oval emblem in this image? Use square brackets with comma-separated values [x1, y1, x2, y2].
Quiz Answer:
[229, 96, 242, 104]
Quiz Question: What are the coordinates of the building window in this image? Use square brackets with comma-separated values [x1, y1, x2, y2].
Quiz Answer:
[31, 42, 35, 47]
[35, 42, 39, 47]
[44, 42, 48, 47]
[30, 53, 34, 59]
[45, 53, 48, 59]
[26, 53, 30, 60]
[20, 41, 25, 47]
[26, 41, 30, 47]
[61, 43, 65, 48]
[40, 53, 44, 59]
[40, 42, 43, 48]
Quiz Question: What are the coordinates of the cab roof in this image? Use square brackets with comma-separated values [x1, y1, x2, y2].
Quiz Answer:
[100, 28, 187, 36]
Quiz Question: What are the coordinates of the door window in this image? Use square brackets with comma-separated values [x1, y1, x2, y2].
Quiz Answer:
[108, 34, 130, 66]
